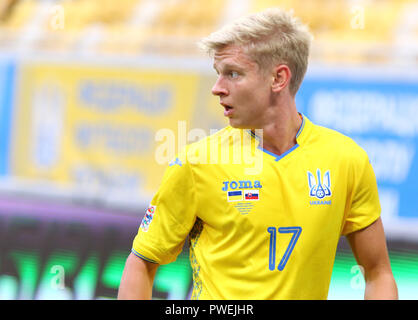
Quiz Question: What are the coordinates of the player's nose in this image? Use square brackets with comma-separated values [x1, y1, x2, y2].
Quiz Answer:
[211, 77, 228, 96]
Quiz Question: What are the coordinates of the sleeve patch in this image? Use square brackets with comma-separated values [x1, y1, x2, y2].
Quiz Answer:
[140, 205, 156, 232]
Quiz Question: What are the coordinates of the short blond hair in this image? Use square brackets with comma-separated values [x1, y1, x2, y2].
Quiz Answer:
[199, 8, 313, 96]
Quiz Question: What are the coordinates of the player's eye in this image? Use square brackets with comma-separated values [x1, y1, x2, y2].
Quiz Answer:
[229, 71, 239, 79]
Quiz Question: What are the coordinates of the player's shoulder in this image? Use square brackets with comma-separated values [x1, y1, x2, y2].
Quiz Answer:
[176, 126, 237, 165]
[185, 126, 239, 151]
[310, 122, 368, 162]
[312, 123, 356, 145]
[199, 125, 240, 144]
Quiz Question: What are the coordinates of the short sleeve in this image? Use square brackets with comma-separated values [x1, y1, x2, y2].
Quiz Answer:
[341, 151, 381, 236]
[132, 150, 198, 264]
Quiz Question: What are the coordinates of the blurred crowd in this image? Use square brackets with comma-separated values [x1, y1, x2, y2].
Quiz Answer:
[0, 0, 417, 65]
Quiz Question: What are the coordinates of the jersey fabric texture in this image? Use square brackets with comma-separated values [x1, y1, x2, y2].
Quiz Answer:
[131, 114, 381, 300]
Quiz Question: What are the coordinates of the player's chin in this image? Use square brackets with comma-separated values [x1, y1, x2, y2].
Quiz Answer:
[228, 118, 254, 130]
[229, 121, 245, 129]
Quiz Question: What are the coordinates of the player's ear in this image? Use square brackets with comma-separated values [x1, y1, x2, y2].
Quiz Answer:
[271, 64, 291, 93]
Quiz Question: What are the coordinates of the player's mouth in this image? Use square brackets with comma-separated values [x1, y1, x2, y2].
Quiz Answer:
[221, 103, 234, 117]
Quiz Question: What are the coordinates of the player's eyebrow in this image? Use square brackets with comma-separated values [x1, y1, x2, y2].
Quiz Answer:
[213, 63, 243, 74]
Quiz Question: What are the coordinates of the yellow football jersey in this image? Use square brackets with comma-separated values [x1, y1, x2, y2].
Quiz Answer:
[132, 114, 381, 299]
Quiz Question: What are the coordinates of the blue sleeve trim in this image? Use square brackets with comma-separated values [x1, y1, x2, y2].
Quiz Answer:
[131, 248, 158, 264]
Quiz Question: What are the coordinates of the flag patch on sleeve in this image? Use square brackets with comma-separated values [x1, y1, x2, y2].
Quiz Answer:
[140, 205, 156, 232]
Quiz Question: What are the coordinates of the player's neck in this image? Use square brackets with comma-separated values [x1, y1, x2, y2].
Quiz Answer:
[257, 99, 302, 157]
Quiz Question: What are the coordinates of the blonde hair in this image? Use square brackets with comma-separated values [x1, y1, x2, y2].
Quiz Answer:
[199, 8, 313, 96]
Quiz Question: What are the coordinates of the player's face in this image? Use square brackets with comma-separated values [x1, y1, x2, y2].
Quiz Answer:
[212, 45, 273, 129]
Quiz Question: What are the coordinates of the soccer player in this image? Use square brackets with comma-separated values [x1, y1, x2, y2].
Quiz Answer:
[118, 8, 398, 300]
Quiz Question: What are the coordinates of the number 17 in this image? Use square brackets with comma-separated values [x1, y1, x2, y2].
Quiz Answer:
[267, 226, 302, 271]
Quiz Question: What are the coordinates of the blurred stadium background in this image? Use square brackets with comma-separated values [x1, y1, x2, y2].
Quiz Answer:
[0, 0, 417, 300]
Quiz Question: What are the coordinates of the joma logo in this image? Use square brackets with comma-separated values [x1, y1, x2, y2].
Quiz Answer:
[222, 180, 262, 191]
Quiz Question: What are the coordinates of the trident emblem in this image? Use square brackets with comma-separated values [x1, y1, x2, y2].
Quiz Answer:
[307, 169, 331, 199]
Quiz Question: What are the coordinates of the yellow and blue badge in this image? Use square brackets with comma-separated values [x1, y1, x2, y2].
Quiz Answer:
[227, 191, 243, 202]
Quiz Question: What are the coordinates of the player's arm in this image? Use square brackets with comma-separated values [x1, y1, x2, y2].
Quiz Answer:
[117, 252, 159, 300]
[346, 217, 398, 300]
